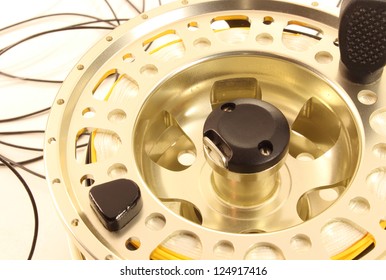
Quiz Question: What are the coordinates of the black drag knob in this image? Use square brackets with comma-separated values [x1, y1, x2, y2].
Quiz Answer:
[339, 0, 386, 84]
[89, 179, 142, 231]
[203, 98, 290, 173]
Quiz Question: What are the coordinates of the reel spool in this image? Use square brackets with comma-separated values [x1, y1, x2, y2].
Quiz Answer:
[45, 0, 386, 260]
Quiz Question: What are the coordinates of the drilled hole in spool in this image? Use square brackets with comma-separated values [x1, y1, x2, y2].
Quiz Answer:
[93, 70, 138, 102]
[370, 108, 386, 136]
[290, 234, 312, 251]
[92, 69, 117, 100]
[80, 174, 95, 187]
[282, 20, 323, 51]
[367, 167, 386, 201]
[372, 143, 386, 159]
[188, 21, 199, 31]
[177, 151, 196, 166]
[82, 107, 96, 118]
[75, 129, 90, 163]
[145, 213, 166, 231]
[244, 243, 285, 260]
[143, 30, 185, 61]
[193, 38, 211, 49]
[321, 219, 375, 260]
[315, 51, 333, 64]
[211, 15, 251, 44]
[71, 219, 79, 227]
[358, 90, 377, 105]
[263, 16, 274, 25]
[349, 197, 370, 214]
[213, 241, 234, 258]
[52, 178, 61, 184]
[380, 220, 386, 230]
[140, 64, 158, 76]
[108, 109, 126, 123]
[256, 33, 274, 45]
[125, 237, 141, 251]
[150, 231, 202, 260]
[107, 163, 127, 179]
[122, 53, 135, 63]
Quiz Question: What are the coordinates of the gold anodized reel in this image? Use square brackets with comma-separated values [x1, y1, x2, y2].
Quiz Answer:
[45, 0, 386, 260]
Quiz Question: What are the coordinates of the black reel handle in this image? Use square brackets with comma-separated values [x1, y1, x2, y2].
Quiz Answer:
[339, 0, 386, 84]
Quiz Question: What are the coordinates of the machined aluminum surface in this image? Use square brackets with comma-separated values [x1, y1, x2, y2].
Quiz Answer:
[45, 0, 386, 260]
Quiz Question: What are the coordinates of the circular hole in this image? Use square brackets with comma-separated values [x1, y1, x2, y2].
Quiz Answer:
[108, 109, 127, 123]
[82, 107, 96, 118]
[145, 213, 166, 231]
[107, 164, 127, 179]
[373, 143, 386, 159]
[193, 38, 211, 49]
[290, 234, 312, 251]
[80, 174, 95, 187]
[48, 137, 56, 144]
[333, 38, 339, 47]
[315, 51, 333, 64]
[358, 90, 377, 105]
[370, 108, 386, 136]
[141, 14, 148, 20]
[125, 237, 140, 251]
[366, 167, 386, 201]
[105, 255, 113, 260]
[57, 99, 65, 105]
[123, 53, 135, 63]
[256, 33, 273, 45]
[244, 243, 285, 260]
[263, 16, 274, 25]
[213, 241, 234, 258]
[258, 140, 273, 156]
[221, 102, 236, 112]
[177, 151, 196, 166]
[140, 64, 158, 76]
[349, 197, 370, 214]
[106, 36, 113, 42]
[71, 219, 79, 227]
[319, 188, 339, 201]
[77, 64, 84, 70]
[296, 152, 315, 161]
[188, 21, 199, 31]
[380, 220, 386, 230]
[311, 1, 319, 6]
[52, 178, 61, 184]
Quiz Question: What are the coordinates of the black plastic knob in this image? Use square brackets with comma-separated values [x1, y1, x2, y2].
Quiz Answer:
[203, 98, 290, 173]
[89, 179, 142, 231]
[339, 0, 386, 84]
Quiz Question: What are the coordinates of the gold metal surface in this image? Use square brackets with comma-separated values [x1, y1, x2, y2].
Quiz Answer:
[44, 0, 386, 259]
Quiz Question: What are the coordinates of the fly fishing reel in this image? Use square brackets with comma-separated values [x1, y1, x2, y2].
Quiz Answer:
[45, 0, 386, 260]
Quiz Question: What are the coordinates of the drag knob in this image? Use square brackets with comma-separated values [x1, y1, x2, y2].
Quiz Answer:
[203, 98, 290, 173]
[339, 0, 386, 84]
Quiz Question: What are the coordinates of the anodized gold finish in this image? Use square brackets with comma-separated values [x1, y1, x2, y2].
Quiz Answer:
[44, 0, 386, 260]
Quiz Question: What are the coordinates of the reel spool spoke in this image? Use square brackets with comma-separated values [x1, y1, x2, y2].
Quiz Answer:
[152, 166, 205, 211]
[288, 129, 353, 196]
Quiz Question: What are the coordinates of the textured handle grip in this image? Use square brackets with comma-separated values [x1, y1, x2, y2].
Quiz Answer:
[339, 0, 386, 83]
